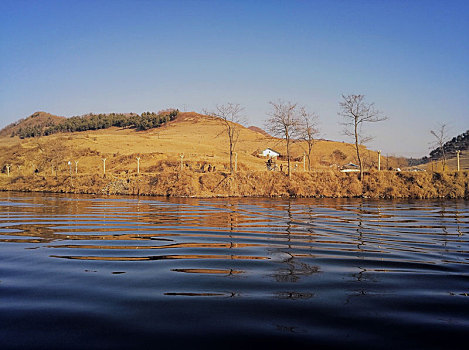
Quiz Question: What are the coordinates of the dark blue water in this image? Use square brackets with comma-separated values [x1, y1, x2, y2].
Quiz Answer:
[1, 192, 468, 349]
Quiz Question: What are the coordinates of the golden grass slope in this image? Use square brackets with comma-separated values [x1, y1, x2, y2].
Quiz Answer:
[4, 111, 460, 199]
[0, 111, 402, 177]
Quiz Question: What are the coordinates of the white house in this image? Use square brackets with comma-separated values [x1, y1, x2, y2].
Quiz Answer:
[261, 148, 280, 158]
[340, 163, 360, 173]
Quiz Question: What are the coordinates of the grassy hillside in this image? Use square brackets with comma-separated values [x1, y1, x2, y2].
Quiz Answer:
[1, 111, 467, 199]
[0, 111, 403, 178]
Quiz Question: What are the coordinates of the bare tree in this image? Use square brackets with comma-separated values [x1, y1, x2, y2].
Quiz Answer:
[338, 94, 387, 180]
[298, 107, 320, 171]
[211, 103, 245, 174]
[266, 100, 301, 177]
[430, 123, 449, 172]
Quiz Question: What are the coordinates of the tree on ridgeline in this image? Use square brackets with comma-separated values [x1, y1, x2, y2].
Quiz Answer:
[210, 103, 246, 174]
[338, 94, 387, 180]
[430, 123, 450, 172]
[298, 107, 320, 171]
[14, 110, 179, 138]
[266, 100, 301, 178]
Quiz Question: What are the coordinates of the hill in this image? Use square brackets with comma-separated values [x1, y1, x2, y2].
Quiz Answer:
[429, 129, 469, 160]
[410, 129, 469, 167]
[1, 111, 466, 198]
[0, 110, 178, 138]
[0, 111, 404, 179]
[0, 111, 65, 137]
[248, 125, 271, 137]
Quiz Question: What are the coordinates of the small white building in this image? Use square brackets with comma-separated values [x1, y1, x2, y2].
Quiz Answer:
[261, 148, 280, 158]
[340, 163, 360, 173]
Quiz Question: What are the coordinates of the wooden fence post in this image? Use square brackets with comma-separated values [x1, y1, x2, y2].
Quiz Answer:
[378, 150, 381, 171]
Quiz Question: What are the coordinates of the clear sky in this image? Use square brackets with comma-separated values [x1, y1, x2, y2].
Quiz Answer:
[1, 0, 468, 157]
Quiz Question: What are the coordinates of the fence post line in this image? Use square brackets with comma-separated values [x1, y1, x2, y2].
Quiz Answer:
[68, 161, 73, 186]
[378, 150, 381, 171]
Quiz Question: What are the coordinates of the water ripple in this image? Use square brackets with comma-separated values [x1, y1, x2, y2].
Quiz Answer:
[1, 193, 468, 349]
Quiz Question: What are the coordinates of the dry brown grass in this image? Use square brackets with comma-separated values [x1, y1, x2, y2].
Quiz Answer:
[2, 111, 462, 198]
[1, 169, 467, 199]
[0, 112, 404, 177]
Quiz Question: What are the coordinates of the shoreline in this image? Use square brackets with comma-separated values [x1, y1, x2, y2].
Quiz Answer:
[0, 170, 467, 199]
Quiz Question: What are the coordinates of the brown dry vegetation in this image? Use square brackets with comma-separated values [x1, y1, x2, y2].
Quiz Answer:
[1, 169, 467, 199]
[1, 111, 466, 198]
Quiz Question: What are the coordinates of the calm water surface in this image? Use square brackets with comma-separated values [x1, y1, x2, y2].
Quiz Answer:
[1, 192, 468, 349]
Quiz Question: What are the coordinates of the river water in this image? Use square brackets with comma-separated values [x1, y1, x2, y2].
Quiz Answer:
[0, 192, 468, 349]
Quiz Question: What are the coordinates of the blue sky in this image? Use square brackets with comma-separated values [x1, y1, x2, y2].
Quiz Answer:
[1, 0, 468, 157]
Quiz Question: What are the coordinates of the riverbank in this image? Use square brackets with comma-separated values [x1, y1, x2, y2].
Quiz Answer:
[0, 170, 467, 199]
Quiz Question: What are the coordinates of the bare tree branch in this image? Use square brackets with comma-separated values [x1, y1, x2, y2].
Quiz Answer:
[297, 107, 320, 171]
[265, 100, 301, 177]
[210, 103, 246, 173]
[430, 123, 449, 171]
[338, 94, 387, 180]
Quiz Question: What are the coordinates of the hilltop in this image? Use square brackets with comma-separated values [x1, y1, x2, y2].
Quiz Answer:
[0, 111, 65, 137]
[247, 125, 271, 137]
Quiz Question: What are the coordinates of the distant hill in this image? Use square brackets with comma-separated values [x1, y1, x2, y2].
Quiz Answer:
[0, 111, 65, 137]
[0, 110, 178, 139]
[410, 129, 469, 165]
[430, 130, 469, 159]
[248, 126, 271, 137]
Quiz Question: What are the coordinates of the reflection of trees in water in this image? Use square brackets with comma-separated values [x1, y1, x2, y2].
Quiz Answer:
[438, 202, 448, 248]
[274, 252, 319, 283]
[272, 200, 319, 285]
[356, 203, 365, 251]
[345, 267, 369, 304]
[454, 201, 462, 237]
[345, 203, 375, 304]
[274, 291, 313, 300]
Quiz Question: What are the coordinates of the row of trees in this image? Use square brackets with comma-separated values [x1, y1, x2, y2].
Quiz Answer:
[14, 110, 179, 138]
[266, 101, 320, 177]
[212, 94, 387, 180]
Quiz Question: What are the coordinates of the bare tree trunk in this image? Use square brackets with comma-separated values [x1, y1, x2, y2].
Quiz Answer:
[354, 119, 363, 180]
[339, 94, 387, 182]
[229, 142, 234, 174]
[286, 130, 291, 177]
[442, 147, 446, 172]
[307, 143, 312, 171]
[210, 103, 245, 175]
[431, 123, 449, 173]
